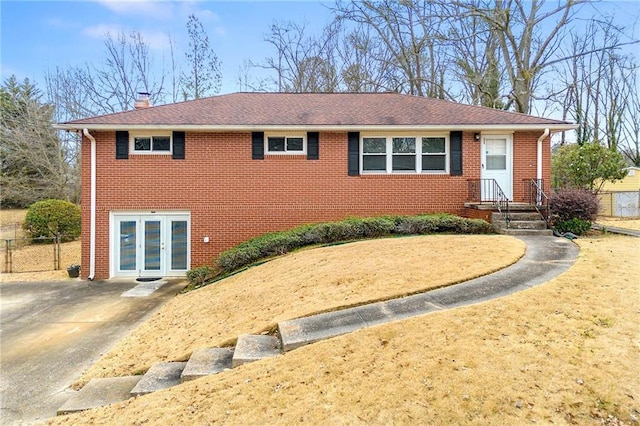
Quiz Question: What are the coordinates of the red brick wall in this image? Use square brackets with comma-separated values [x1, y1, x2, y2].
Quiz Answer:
[80, 130, 550, 279]
[512, 131, 552, 201]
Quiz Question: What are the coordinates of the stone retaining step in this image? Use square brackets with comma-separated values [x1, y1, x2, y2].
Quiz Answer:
[181, 347, 234, 382]
[130, 362, 187, 396]
[57, 376, 141, 415]
[232, 334, 281, 367]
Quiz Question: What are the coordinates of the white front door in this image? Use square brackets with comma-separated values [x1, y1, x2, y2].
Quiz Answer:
[113, 213, 190, 277]
[481, 135, 513, 200]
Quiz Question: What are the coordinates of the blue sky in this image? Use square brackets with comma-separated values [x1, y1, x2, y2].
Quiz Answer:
[1, 0, 639, 99]
[1, 0, 333, 94]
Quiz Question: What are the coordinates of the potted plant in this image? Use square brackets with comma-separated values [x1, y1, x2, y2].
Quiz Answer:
[67, 264, 81, 278]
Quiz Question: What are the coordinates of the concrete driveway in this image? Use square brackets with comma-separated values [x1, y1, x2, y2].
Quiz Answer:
[0, 278, 186, 425]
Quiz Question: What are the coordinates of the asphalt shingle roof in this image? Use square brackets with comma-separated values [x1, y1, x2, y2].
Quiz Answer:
[60, 92, 572, 129]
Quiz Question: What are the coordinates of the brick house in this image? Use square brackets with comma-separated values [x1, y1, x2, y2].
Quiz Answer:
[56, 92, 575, 280]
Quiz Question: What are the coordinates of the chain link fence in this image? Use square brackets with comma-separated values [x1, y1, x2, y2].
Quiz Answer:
[1, 234, 78, 273]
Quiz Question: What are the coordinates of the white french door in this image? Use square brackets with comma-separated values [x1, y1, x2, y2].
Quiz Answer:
[481, 135, 513, 200]
[113, 213, 190, 277]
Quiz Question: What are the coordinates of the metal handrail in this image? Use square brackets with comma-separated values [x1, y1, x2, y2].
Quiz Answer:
[467, 179, 510, 228]
[525, 179, 550, 226]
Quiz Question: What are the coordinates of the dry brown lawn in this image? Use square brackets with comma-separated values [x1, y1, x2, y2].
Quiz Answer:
[0, 241, 82, 281]
[71, 235, 524, 387]
[0, 209, 26, 240]
[0, 209, 26, 227]
[46, 234, 640, 425]
[1, 209, 81, 281]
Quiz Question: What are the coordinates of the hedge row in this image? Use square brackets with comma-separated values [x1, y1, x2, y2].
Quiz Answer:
[213, 214, 492, 278]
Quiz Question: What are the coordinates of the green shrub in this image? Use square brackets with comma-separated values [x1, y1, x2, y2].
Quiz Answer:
[186, 266, 215, 287]
[22, 199, 81, 242]
[555, 218, 592, 235]
[210, 214, 493, 279]
[394, 215, 439, 234]
[359, 216, 396, 236]
[217, 244, 262, 272]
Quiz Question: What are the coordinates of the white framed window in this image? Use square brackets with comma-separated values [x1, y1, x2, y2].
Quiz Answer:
[265, 134, 306, 155]
[421, 136, 447, 172]
[361, 134, 449, 174]
[130, 132, 172, 154]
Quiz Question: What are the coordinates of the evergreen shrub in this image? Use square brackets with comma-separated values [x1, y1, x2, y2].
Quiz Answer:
[22, 199, 81, 242]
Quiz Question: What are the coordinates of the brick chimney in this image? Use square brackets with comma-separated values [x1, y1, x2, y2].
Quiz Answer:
[134, 92, 152, 109]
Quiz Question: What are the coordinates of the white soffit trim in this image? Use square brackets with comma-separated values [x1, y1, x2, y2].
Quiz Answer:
[54, 123, 578, 132]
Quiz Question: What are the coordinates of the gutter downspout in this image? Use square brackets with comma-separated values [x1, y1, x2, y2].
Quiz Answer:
[83, 129, 96, 281]
[536, 128, 550, 204]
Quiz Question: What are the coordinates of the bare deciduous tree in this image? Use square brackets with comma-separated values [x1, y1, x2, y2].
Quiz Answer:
[260, 20, 341, 93]
[333, 0, 450, 98]
[552, 17, 638, 157]
[1, 77, 74, 207]
[45, 30, 167, 118]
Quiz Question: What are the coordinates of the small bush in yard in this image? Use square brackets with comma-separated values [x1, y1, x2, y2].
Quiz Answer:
[23, 199, 81, 242]
[555, 218, 592, 235]
[549, 188, 599, 235]
[186, 266, 215, 287]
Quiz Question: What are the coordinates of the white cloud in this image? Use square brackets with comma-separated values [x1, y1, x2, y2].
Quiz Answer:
[138, 30, 172, 50]
[83, 23, 125, 39]
[82, 23, 171, 51]
[95, 0, 175, 20]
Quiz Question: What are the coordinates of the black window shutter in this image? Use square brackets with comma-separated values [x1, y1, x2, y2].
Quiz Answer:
[252, 132, 264, 160]
[307, 132, 319, 160]
[172, 131, 185, 159]
[115, 131, 129, 159]
[348, 132, 360, 176]
[450, 131, 463, 176]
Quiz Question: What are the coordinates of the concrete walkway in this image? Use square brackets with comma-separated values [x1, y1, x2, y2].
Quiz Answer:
[279, 235, 578, 349]
[55, 235, 579, 418]
[592, 223, 640, 237]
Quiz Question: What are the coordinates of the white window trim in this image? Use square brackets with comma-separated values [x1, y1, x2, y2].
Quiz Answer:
[129, 132, 173, 155]
[360, 134, 449, 174]
[265, 133, 307, 155]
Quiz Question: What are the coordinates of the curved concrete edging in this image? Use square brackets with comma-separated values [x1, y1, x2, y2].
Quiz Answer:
[592, 224, 640, 238]
[278, 236, 579, 350]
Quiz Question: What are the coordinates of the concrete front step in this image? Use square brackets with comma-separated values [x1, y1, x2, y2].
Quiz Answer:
[496, 228, 553, 236]
[491, 211, 549, 235]
[181, 347, 234, 382]
[494, 220, 548, 230]
[130, 362, 187, 396]
[232, 334, 282, 367]
[492, 212, 545, 221]
[57, 376, 141, 415]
